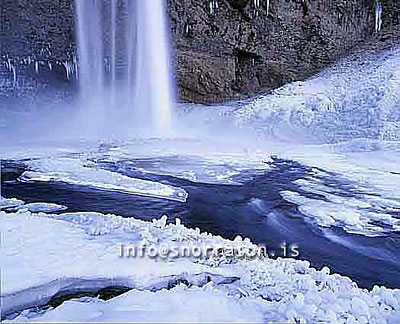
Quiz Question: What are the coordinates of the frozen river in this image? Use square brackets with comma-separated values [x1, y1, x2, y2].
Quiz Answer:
[3, 155, 400, 290]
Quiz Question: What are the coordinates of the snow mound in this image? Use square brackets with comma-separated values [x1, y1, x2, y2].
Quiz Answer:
[15, 203, 67, 213]
[0, 210, 250, 318]
[280, 172, 400, 236]
[0, 197, 24, 210]
[20, 158, 188, 202]
[10, 284, 264, 323]
[235, 47, 400, 143]
[94, 139, 270, 185]
[281, 142, 400, 201]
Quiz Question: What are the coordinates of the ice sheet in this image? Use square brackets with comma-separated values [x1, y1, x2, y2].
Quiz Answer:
[20, 158, 188, 202]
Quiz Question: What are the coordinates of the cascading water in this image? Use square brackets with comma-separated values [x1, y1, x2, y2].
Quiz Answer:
[133, 0, 173, 132]
[74, 0, 174, 137]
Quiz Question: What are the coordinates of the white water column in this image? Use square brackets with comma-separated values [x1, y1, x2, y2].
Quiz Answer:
[133, 0, 173, 133]
[75, 0, 104, 104]
[74, 0, 174, 136]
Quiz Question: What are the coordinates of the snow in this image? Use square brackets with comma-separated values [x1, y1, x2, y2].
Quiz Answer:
[1, 210, 246, 317]
[0, 198, 65, 213]
[92, 137, 270, 185]
[279, 169, 400, 236]
[20, 158, 188, 202]
[235, 47, 400, 144]
[281, 141, 400, 201]
[281, 190, 400, 236]
[0, 197, 24, 210]
[2, 209, 400, 323]
[15, 203, 67, 213]
[9, 284, 264, 323]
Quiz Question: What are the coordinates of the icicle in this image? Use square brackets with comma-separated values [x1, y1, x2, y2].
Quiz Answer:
[6, 56, 12, 72]
[266, 0, 270, 15]
[252, 0, 261, 18]
[253, 0, 260, 9]
[62, 61, 69, 80]
[375, 0, 382, 32]
[73, 55, 78, 80]
[62, 61, 73, 80]
[209, 0, 218, 15]
[11, 65, 17, 87]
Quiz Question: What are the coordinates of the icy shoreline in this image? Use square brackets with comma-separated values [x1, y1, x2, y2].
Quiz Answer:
[2, 207, 400, 323]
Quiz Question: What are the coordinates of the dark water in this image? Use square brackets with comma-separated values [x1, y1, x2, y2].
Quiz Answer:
[2, 158, 400, 289]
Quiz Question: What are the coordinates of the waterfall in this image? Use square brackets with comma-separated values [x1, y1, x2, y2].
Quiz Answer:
[75, 0, 104, 103]
[133, 0, 173, 132]
[74, 0, 174, 136]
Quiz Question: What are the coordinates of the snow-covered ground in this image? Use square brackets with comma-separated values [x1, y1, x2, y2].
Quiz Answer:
[2, 208, 400, 323]
[11, 285, 265, 323]
[235, 47, 400, 144]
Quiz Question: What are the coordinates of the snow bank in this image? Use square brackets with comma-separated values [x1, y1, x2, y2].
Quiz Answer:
[0, 198, 65, 213]
[20, 158, 188, 202]
[235, 47, 400, 143]
[280, 172, 400, 237]
[0, 197, 24, 210]
[281, 190, 400, 236]
[262, 138, 400, 237]
[15, 203, 67, 213]
[95, 138, 270, 185]
[3, 209, 400, 323]
[1, 210, 245, 317]
[281, 141, 400, 200]
[10, 284, 264, 323]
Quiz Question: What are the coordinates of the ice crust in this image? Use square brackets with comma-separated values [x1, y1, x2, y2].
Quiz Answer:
[2, 210, 400, 323]
[20, 158, 188, 202]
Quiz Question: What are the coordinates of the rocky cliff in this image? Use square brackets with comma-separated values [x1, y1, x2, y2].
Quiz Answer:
[170, 0, 378, 102]
[0, 0, 399, 104]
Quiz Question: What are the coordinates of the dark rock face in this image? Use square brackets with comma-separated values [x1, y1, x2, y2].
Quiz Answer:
[0, 0, 74, 59]
[383, 0, 400, 28]
[0, 0, 399, 104]
[0, 0, 75, 108]
[170, 0, 378, 102]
